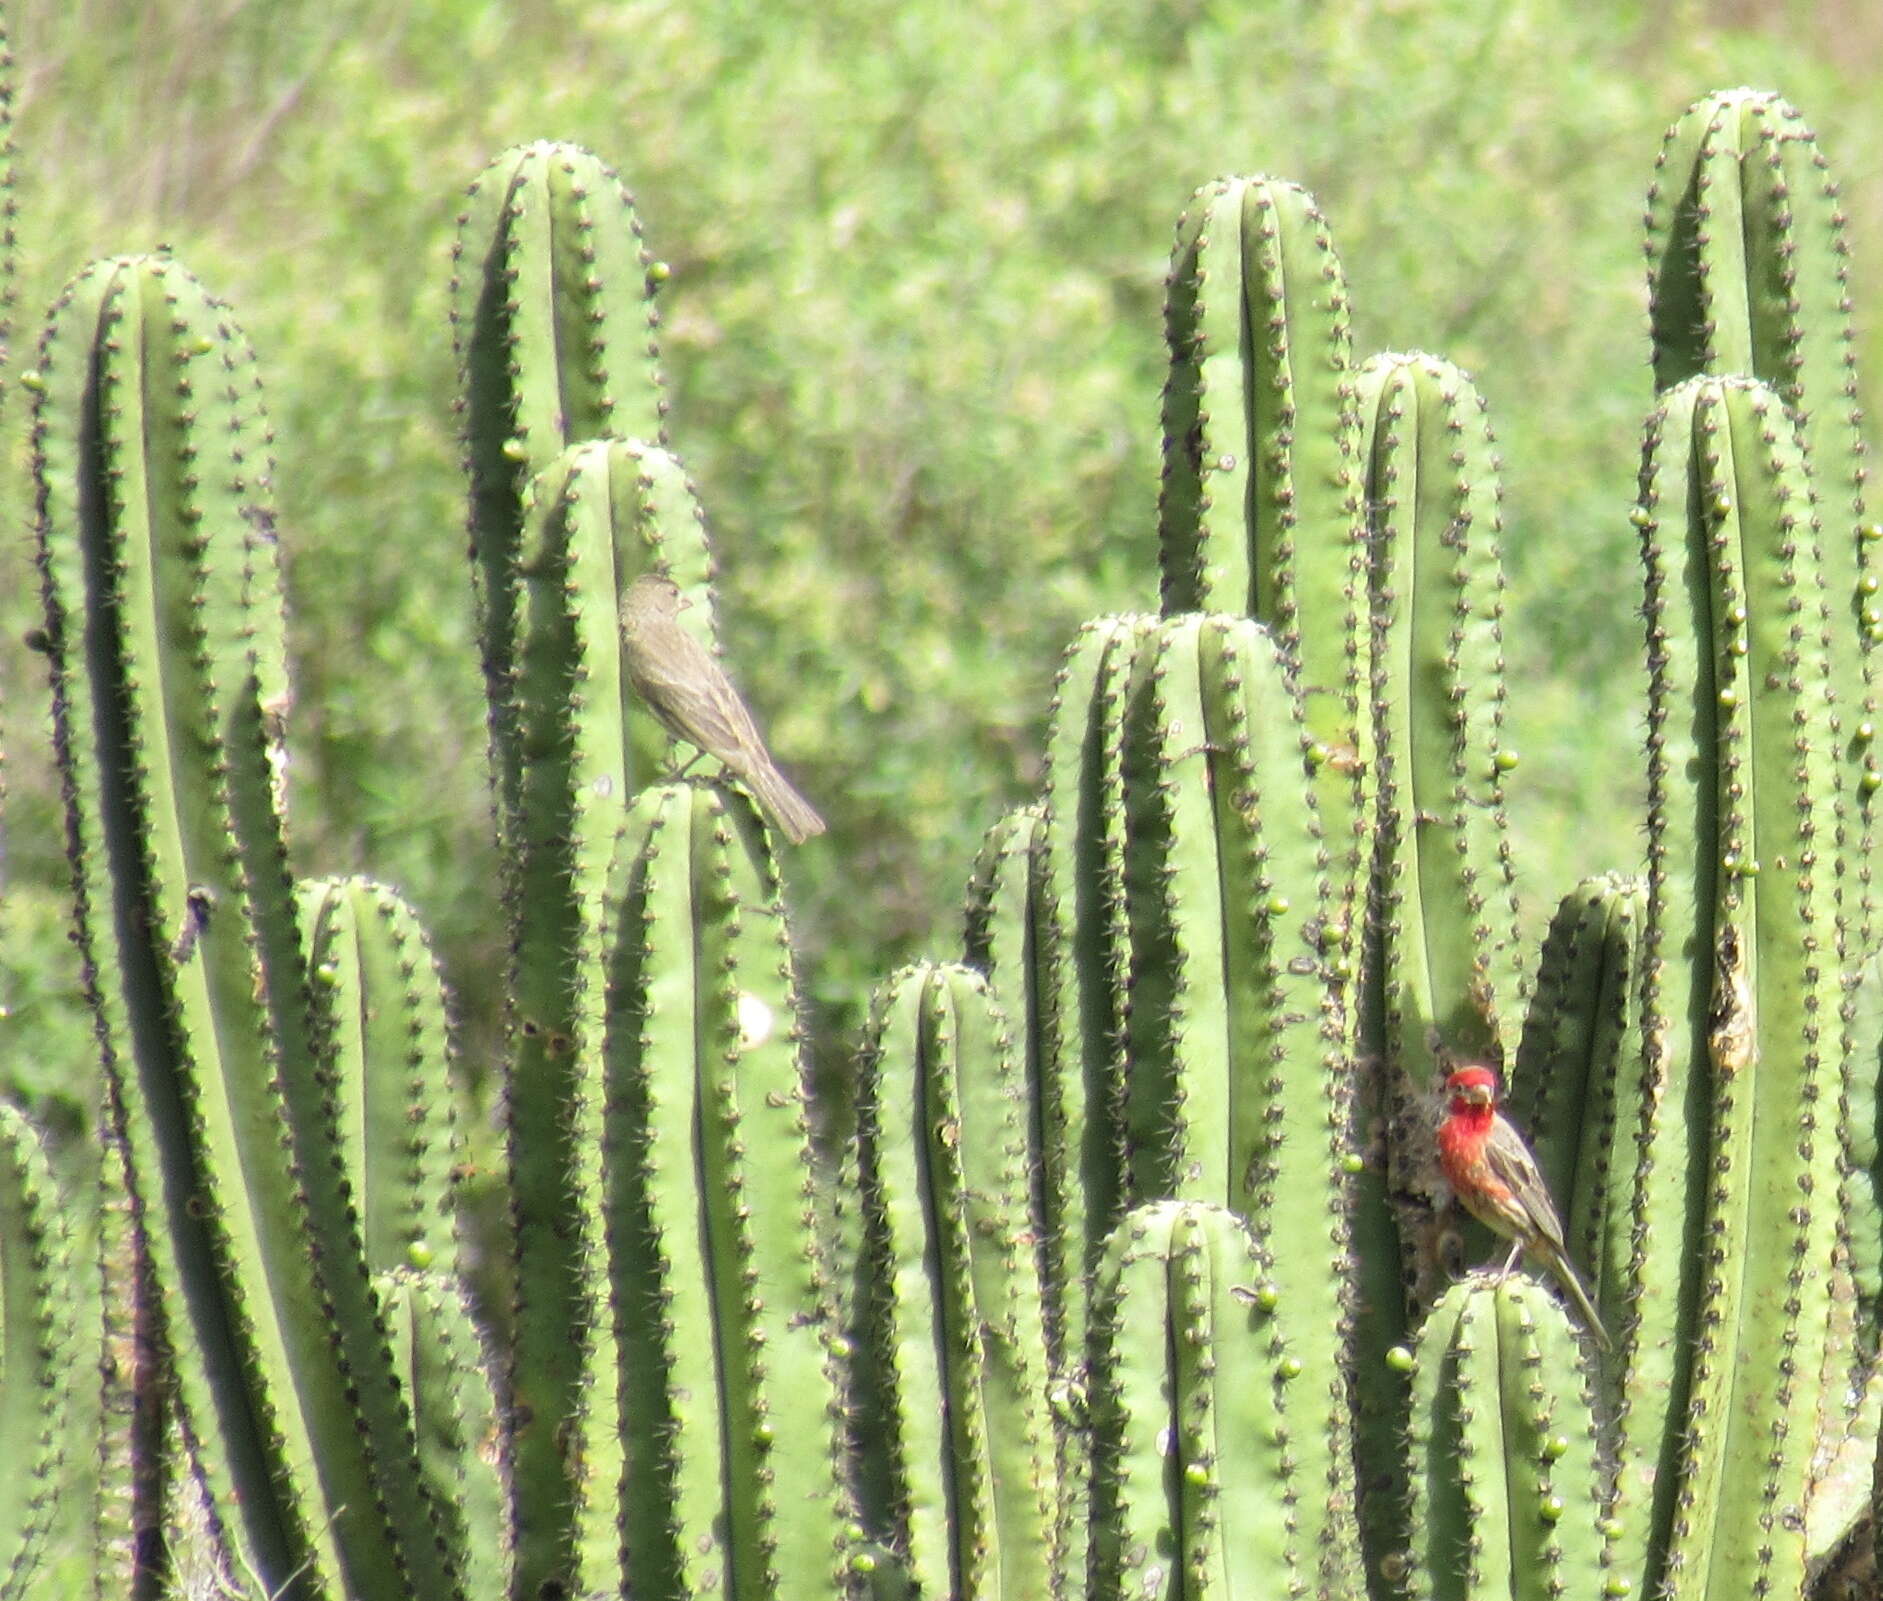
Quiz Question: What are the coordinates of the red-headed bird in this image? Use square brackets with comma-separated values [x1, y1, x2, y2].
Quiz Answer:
[1435, 1063, 1611, 1351]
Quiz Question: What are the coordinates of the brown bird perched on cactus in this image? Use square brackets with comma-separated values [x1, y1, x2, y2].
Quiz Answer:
[1435, 1061, 1610, 1351]
[618, 572, 826, 845]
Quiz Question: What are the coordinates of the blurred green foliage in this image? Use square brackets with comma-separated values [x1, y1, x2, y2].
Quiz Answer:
[2, 0, 1881, 1124]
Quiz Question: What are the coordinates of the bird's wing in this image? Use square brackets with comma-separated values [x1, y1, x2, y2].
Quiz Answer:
[631, 631, 769, 766]
[1483, 1119, 1569, 1253]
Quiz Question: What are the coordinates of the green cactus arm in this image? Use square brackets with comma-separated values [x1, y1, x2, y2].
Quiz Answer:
[930, 964, 1059, 1598]
[1194, 616, 1360, 1593]
[298, 877, 462, 1280]
[498, 439, 715, 1594]
[850, 960, 1059, 1600]
[1634, 375, 1842, 1600]
[1159, 178, 1258, 616]
[1510, 874, 1647, 1320]
[33, 254, 463, 1600]
[451, 140, 667, 743]
[90, 1126, 166, 1601]
[0, 1103, 76, 1596]
[1845, 948, 1883, 1359]
[1118, 613, 1235, 1203]
[606, 778, 859, 1600]
[850, 967, 956, 1598]
[1358, 351, 1524, 1085]
[1406, 1278, 1611, 1601]
[377, 1269, 511, 1596]
[1169, 1205, 1299, 1599]
[1622, 380, 1718, 1579]
[1039, 616, 1158, 1307]
[685, 784, 854, 1600]
[963, 803, 1059, 1324]
[1087, 1202, 1183, 1601]
[1090, 1201, 1304, 1600]
[963, 804, 1096, 1584]
[1646, 88, 1875, 950]
[1068, 611, 1360, 1587]
[599, 781, 736, 1599]
[1157, 176, 1372, 905]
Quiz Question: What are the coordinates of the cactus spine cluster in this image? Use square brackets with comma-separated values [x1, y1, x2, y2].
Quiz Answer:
[5, 61, 1883, 1601]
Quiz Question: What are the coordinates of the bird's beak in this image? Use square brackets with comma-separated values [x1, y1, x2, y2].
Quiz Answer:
[1461, 1083, 1494, 1108]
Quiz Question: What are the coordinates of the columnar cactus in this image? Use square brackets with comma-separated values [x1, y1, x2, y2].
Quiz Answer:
[1403, 1277, 1611, 1601]
[31, 254, 464, 1599]
[470, 430, 716, 1588]
[847, 960, 1058, 1601]
[1037, 614, 1157, 1349]
[1156, 174, 1373, 931]
[1631, 374, 1844, 1598]
[1087, 1200, 1299, 1600]
[1356, 350, 1523, 1085]
[1508, 873, 1647, 1323]
[1646, 88, 1875, 956]
[1044, 610, 1363, 1592]
[15, 44, 1883, 1601]
[298, 876, 464, 1280]
[452, 138, 669, 766]
[0, 1103, 75, 1594]
[599, 779, 852, 1601]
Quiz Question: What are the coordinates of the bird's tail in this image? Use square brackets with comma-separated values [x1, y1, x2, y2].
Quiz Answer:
[744, 761, 826, 845]
[1545, 1247, 1611, 1352]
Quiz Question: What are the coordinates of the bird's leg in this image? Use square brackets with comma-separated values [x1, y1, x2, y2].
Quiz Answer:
[658, 745, 707, 782]
[1494, 1241, 1523, 1280]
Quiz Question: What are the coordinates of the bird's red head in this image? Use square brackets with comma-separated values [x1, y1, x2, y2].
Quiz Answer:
[1444, 1064, 1499, 1112]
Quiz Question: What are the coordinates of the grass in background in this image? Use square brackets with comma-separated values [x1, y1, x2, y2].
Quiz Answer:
[2, 0, 1880, 1123]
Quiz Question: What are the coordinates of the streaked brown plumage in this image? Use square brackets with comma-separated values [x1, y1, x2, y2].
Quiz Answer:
[619, 573, 826, 844]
